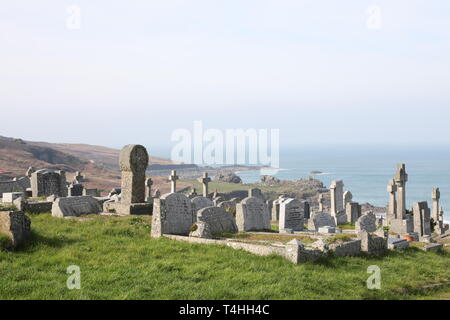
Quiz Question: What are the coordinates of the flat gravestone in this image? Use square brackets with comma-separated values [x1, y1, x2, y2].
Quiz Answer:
[308, 212, 336, 231]
[51, 196, 102, 218]
[197, 206, 238, 234]
[235, 196, 271, 231]
[279, 198, 304, 231]
[151, 193, 194, 236]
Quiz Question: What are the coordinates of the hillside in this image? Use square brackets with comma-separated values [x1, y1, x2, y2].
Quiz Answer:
[0, 136, 179, 193]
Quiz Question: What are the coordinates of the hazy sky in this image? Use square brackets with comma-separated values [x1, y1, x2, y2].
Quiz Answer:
[1, 1, 450, 155]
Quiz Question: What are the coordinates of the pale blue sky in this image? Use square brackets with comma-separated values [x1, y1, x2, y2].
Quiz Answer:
[1, 1, 450, 154]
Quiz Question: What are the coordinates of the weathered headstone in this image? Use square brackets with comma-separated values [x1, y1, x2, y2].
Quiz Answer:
[318, 194, 325, 212]
[0, 211, 31, 248]
[105, 145, 152, 215]
[51, 196, 102, 218]
[189, 221, 212, 239]
[197, 206, 238, 234]
[279, 198, 304, 232]
[31, 169, 67, 198]
[387, 179, 398, 223]
[68, 183, 84, 197]
[272, 196, 286, 221]
[355, 211, 377, 233]
[198, 172, 211, 198]
[330, 180, 347, 224]
[431, 188, 440, 222]
[235, 196, 271, 231]
[151, 192, 194, 237]
[145, 177, 153, 202]
[413, 201, 431, 237]
[303, 201, 311, 220]
[307, 212, 336, 231]
[343, 191, 353, 209]
[191, 196, 214, 216]
[248, 188, 264, 200]
[394, 164, 408, 219]
[217, 199, 238, 216]
[346, 202, 361, 223]
[358, 230, 387, 255]
[169, 170, 179, 193]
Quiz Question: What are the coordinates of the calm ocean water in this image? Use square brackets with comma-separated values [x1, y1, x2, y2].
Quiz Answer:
[237, 145, 450, 222]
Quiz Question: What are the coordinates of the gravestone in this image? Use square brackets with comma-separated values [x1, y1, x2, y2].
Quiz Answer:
[31, 169, 67, 198]
[272, 196, 286, 221]
[413, 201, 431, 237]
[318, 194, 325, 212]
[145, 177, 153, 202]
[2, 192, 24, 204]
[307, 212, 336, 231]
[151, 192, 194, 237]
[197, 206, 238, 234]
[235, 196, 271, 231]
[217, 199, 238, 216]
[279, 198, 304, 232]
[355, 211, 377, 233]
[248, 188, 264, 200]
[73, 171, 84, 184]
[346, 202, 362, 223]
[431, 188, 440, 221]
[68, 183, 83, 197]
[303, 201, 311, 220]
[105, 145, 152, 215]
[386, 179, 398, 223]
[83, 188, 99, 197]
[191, 196, 214, 216]
[169, 170, 179, 193]
[198, 172, 211, 197]
[343, 191, 353, 209]
[358, 230, 387, 255]
[26, 166, 35, 178]
[394, 164, 408, 219]
[51, 196, 102, 218]
[0, 210, 31, 248]
[189, 221, 212, 239]
[330, 180, 347, 224]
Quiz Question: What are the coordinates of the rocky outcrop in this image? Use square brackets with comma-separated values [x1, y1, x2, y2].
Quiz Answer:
[215, 173, 242, 184]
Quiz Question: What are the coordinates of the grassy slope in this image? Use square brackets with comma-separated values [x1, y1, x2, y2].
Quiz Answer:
[0, 214, 449, 300]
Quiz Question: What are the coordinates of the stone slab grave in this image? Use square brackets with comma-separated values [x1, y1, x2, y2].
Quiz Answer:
[196, 206, 238, 234]
[278, 198, 304, 232]
[355, 211, 377, 233]
[0, 210, 31, 249]
[235, 196, 271, 232]
[2, 192, 24, 204]
[387, 238, 409, 251]
[151, 193, 194, 238]
[191, 196, 214, 216]
[104, 145, 152, 215]
[52, 196, 102, 218]
[308, 212, 336, 231]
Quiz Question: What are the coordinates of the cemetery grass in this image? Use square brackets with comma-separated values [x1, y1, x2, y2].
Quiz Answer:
[0, 214, 449, 300]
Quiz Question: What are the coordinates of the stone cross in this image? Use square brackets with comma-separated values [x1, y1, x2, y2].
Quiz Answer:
[318, 194, 324, 212]
[119, 144, 149, 204]
[198, 172, 211, 197]
[169, 170, 179, 193]
[153, 189, 161, 198]
[394, 163, 408, 219]
[330, 180, 344, 216]
[74, 171, 83, 183]
[145, 177, 153, 201]
[387, 179, 398, 221]
[432, 188, 441, 221]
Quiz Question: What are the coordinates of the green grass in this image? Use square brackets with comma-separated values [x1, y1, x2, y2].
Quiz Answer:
[0, 213, 449, 300]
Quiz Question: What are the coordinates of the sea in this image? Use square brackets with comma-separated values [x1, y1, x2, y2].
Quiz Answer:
[235, 145, 450, 223]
